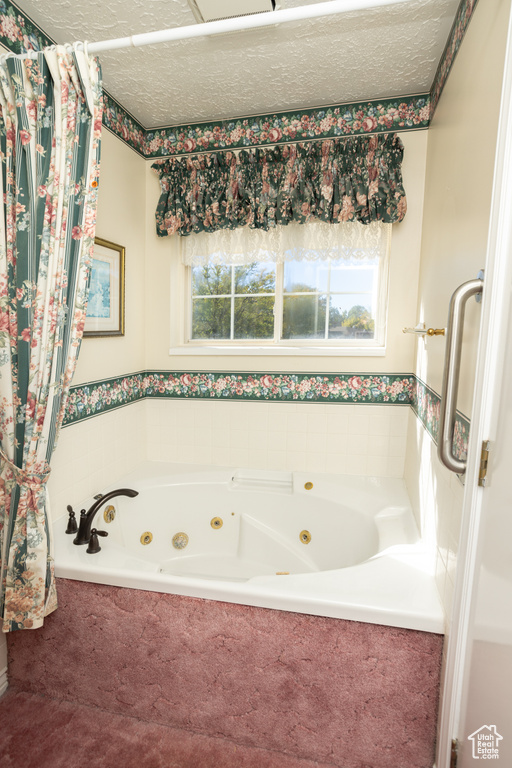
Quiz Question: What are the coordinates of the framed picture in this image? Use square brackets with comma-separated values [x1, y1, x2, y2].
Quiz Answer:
[84, 237, 125, 337]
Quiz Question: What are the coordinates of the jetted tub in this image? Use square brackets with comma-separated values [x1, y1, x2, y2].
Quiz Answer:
[53, 462, 444, 633]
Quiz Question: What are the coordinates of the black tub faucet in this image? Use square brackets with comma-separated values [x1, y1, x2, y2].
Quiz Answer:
[72, 488, 139, 546]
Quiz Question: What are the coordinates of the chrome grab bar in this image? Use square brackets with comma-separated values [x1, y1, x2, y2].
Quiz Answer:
[438, 274, 484, 474]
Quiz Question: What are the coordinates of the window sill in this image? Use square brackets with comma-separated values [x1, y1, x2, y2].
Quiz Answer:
[169, 345, 386, 357]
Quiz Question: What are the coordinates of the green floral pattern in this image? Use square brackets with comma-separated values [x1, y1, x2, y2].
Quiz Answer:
[430, 0, 480, 116]
[147, 371, 415, 404]
[64, 371, 414, 426]
[0, 1, 52, 54]
[65, 373, 146, 424]
[146, 97, 430, 159]
[152, 134, 407, 237]
[411, 377, 469, 463]
[0, 48, 103, 632]
[102, 91, 146, 156]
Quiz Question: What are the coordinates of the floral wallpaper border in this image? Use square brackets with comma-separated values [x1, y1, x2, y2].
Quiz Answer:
[144, 371, 415, 404]
[411, 376, 470, 463]
[144, 96, 430, 159]
[3, 0, 478, 158]
[63, 371, 414, 426]
[430, 0, 480, 117]
[0, 0, 52, 54]
[62, 370, 470, 462]
[63, 372, 146, 426]
[102, 91, 147, 156]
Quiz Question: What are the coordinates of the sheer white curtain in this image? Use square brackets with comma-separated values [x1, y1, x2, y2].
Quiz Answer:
[181, 220, 391, 266]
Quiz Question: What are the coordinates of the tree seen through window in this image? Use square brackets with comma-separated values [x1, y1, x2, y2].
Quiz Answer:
[191, 260, 377, 341]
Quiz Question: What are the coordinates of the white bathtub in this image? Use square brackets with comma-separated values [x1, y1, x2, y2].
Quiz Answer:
[52, 462, 444, 633]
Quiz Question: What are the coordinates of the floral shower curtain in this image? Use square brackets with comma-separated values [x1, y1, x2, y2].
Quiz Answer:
[0, 46, 102, 632]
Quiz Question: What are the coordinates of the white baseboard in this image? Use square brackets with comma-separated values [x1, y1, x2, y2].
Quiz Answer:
[0, 666, 8, 698]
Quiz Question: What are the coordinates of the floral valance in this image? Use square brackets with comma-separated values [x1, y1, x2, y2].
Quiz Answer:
[151, 133, 406, 238]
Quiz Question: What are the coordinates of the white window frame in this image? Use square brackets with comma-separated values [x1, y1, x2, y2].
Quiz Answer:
[169, 232, 391, 358]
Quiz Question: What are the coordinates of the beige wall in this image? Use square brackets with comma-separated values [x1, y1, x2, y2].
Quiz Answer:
[414, 0, 510, 416]
[145, 129, 427, 374]
[73, 129, 147, 385]
[405, 0, 511, 622]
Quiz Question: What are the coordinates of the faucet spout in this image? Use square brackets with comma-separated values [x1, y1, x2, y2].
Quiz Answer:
[73, 488, 138, 545]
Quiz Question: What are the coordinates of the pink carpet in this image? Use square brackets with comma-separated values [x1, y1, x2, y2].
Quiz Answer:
[6, 578, 444, 767]
[0, 690, 338, 768]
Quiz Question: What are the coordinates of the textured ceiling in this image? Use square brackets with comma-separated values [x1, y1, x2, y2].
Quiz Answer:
[14, 0, 460, 128]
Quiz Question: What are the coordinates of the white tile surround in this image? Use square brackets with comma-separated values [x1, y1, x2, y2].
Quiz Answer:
[404, 413, 464, 628]
[48, 399, 410, 521]
[145, 399, 411, 476]
[48, 401, 147, 523]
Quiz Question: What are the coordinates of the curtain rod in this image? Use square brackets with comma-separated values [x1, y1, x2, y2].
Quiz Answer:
[87, 0, 413, 54]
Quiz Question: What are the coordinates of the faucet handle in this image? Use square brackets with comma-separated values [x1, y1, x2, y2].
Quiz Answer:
[86, 528, 108, 555]
[65, 505, 78, 534]
[73, 511, 88, 545]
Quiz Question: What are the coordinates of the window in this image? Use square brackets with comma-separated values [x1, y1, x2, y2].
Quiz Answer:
[282, 259, 379, 341]
[191, 263, 276, 341]
[179, 221, 390, 355]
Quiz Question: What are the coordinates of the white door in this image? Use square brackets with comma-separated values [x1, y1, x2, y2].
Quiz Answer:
[456, 286, 512, 766]
[436, 4, 512, 765]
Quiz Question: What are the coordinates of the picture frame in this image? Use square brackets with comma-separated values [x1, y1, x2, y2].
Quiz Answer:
[84, 237, 125, 337]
